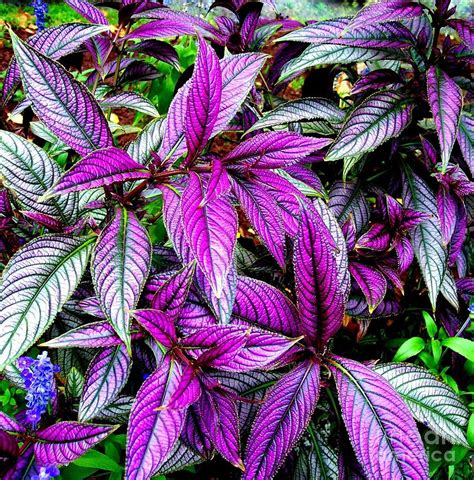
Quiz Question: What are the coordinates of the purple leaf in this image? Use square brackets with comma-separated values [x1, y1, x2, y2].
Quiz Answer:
[10, 33, 112, 156]
[151, 262, 196, 318]
[181, 172, 237, 298]
[77, 296, 106, 319]
[351, 69, 404, 95]
[447, 19, 474, 49]
[125, 20, 197, 41]
[203, 159, 231, 205]
[65, 0, 109, 25]
[99, 91, 159, 117]
[402, 166, 447, 309]
[125, 356, 187, 480]
[247, 97, 345, 133]
[34, 421, 118, 466]
[2, 23, 109, 106]
[244, 359, 321, 479]
[225, 132, 331, 169]
[0, 412, 25, 433]
[45, 147, 151, 197]
[165, 363, 202, 410]
[437, 186, 457, 245]
[278, 17, 351, 43]
[199, 388, 243, 469]
[40, 321, 140, 349]
[349, 262, 388, 313]
[356, 223, 391, 251]
[231, 178, 286, 268]
[294, 205, 345, 348]
[92, 208, 152, 351]
[350, 1, 425, 30]
[185, 37, 222, 162]
[232, 276, 300, 337]
[78, 345, 132, 422]
[426, 66, 462, 170]
[132, 309, 177, 348]
[326, 91, 414, 161]
[329, 181, 370, 233]
[0, 236, 94, 369]
[329, 356, 429, 480]
[213, 53, 268, 134]
[129, 40, 180, 69]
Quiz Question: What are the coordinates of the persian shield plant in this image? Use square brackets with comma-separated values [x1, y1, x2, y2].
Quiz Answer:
[0, 0, 472, 479]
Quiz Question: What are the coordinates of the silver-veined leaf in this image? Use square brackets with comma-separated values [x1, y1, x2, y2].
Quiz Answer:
[374, 363, 470, 447]
[0, 235, 94, 370]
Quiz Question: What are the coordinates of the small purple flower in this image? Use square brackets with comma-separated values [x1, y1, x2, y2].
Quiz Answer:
[31, 465, 60, 480]
[18, 352, 59, 429]
[31, 0, 48, 31]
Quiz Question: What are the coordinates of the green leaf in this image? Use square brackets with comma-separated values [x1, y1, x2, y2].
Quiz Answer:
[442, 338, 474, 362]
[72, 449, 123, 472]
[375, 363, 470, 447]
[467, 414, 474, 448]
[423, 311, 438, 338]
[393, 337, 425, 362]
[0, 235, 94, 370]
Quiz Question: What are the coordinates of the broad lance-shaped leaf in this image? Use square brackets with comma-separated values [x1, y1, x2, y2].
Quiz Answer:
[349, 262, 387, 313]
[279, 43, 401, 83]
[125, 20, 197, 41]
[199, 389, 242, 469]
[99, 91, 159, 117]
[133, 310, 177, 349]
[402, 166, 447, 309]
[65, 0, 109, 25]
[78, 345, 132, 422]
[92, 208, 151, 352]
[151, 262, 196, 318]
[45, 147, 151, 197]
[0, 411, 25, 433]
[213, 52, 268, 135]
[181, 172, 237, 298]
[0, 131, 78, 222]
[2, 23, 109, 105]
[231, 276, 300, 337]
[326, 91, 414, 161]
[126, 118, 165, 167]
[426, 66, 462, 170]
[294, 205, 345, 348]
[280, 18, 414, 48]
[125, 356, 187, 480]
[231, 178, 286, 268]
[34, 422, 118, 465]
[11, 32, 112, 156]
[41, 321, 144, 349]
[224, 132, 331, 169]
[457, 113, 473, 176]
[185, 36, 221, 162]
[247, 97, 345, 133]
[374, 363, 470, 447]
[0, 235, 93, 370]
[244, 359, 321, 479]
[328, 356, 429, 480]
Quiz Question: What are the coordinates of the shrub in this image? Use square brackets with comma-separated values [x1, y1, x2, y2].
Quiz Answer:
[0, 0, 472, 479]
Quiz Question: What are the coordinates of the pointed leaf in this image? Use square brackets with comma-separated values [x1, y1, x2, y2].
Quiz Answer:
[185, 37, 221, 161]
[294, 206, 345, 348]
[0, 411, 25, 433]
[125, 356, 187, 480]
[65, 0, 109, 25]
[225, 132, 331, 169]
[374, 363, 470, 447]
[0, 236, 93, 369]
[78, 345, 132, 422]
[34, 421, 117, 466]
[11, 33, 112, 155]
[326, 91, 414, 161]
[132, 310, 177, 348]
[457, 113, 473, 177]
[181, 172, 237, 298]
[426, 66, 462, 170]
[402, 166, 447, 309]
[244, 359, 321, 479]
[247, 97, 345, 133]
[126, 118, 165, 167]
[232, 276, 300, 337]
[213, 52, 268, 135]
[46, 147, 151, 197]
[0, 131, 78, 222]
[349, 262, 387, 313]
[329, 356, 428, 480]
[125, 20, 196, 41]
[92, 208, 151, 351]
[99, 91, 159, 117]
